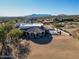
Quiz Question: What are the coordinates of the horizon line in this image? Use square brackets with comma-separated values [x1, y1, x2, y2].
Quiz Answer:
[0, 14, 79, 17]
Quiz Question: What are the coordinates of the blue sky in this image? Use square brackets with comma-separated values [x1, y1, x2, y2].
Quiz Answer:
[0, 0, 79, 16]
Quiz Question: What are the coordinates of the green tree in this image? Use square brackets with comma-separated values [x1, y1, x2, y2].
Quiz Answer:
[7, 29, 23, 44]
[7, 29, 30, 59]
[0, 25, 6, 44]
[5, 20, 16, 32]
[0, 25, 8, 56]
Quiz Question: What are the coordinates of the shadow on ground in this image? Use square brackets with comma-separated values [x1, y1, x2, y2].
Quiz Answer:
[22, 33, 52, 44]
[31, 34, 52, 44]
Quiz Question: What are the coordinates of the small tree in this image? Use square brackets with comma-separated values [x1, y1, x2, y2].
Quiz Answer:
[0, 25, 8, 56]
[7, 29, 30, 59]
[7, 29, 23, 44]
[0, 25, 6, 45]
[5, 20, 16, 32]
[0, 24, 30, 59]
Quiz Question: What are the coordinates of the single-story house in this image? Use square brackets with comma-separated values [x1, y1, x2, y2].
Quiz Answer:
[15, 23, 50, 39]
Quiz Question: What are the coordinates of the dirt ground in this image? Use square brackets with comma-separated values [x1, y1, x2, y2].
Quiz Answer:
[28, 34, 79, 59]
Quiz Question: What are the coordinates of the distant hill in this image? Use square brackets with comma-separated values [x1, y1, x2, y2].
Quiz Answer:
[31, 14, 51, 17]
[25, 14, 51, 19]
[0, 14, 79, 22]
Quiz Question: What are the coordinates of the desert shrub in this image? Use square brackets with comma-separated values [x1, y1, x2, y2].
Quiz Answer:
[12, 40, 30, 59]
[53, 23, 64, 28]
[72, 29, 79, 40]
[75, 33, 79, 40]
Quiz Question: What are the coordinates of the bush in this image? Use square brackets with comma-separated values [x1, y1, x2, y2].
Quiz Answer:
[54, 23, 64, 28]
[72, 29, 79, 40]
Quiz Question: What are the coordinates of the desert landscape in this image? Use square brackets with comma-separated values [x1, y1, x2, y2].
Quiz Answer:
[0, 0, 79, 59]
[28, 28, 79, 59]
